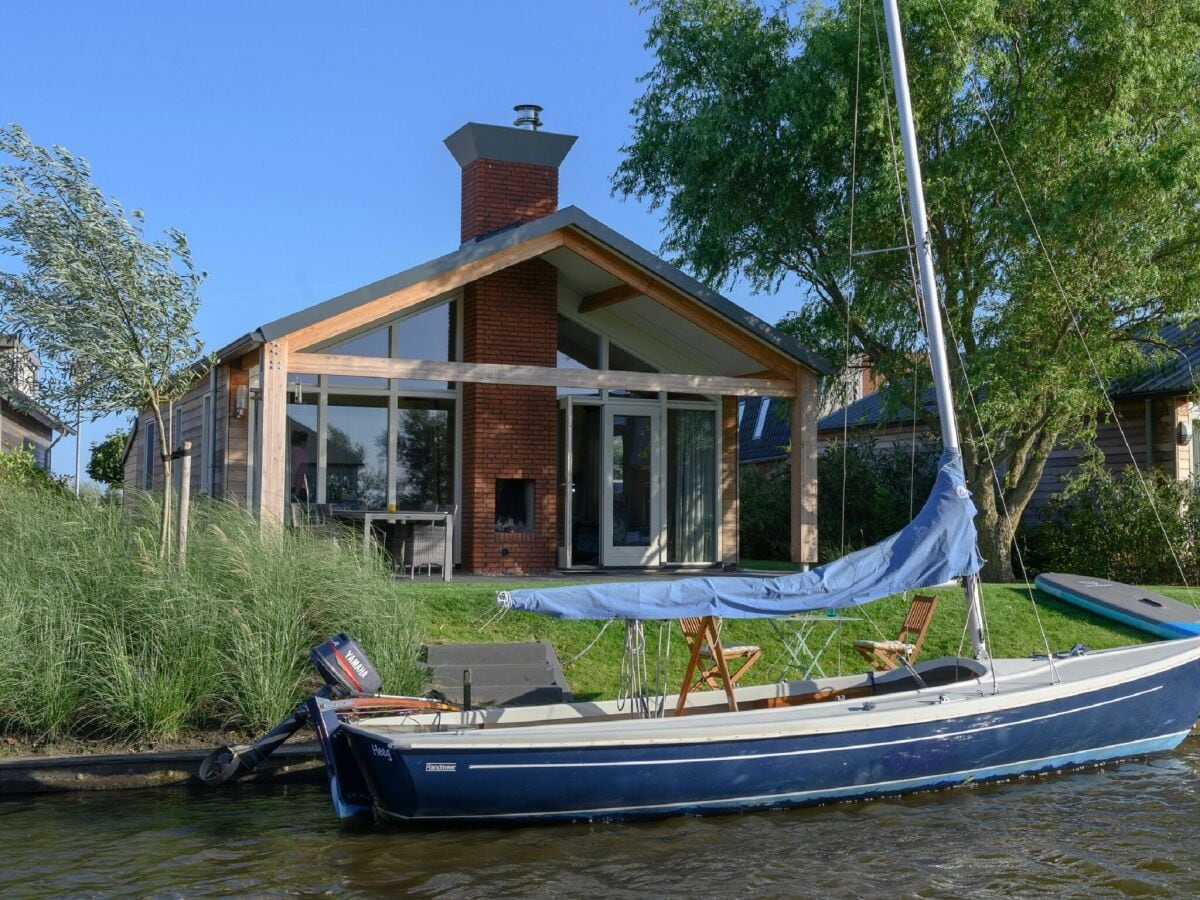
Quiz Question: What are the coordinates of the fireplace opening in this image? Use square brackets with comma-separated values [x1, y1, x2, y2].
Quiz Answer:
[495, 478, 535, 533]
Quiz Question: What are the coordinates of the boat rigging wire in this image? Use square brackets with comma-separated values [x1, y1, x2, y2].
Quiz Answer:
[561, 617, 616, 670]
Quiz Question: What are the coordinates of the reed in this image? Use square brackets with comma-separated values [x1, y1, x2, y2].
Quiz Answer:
[0, 486, 425, 742]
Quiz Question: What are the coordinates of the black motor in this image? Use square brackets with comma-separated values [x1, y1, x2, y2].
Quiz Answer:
[310, 633, 382, 697]
[199, 633, 380, 786]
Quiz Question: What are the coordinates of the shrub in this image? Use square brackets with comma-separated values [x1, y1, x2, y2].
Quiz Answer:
[1026, 462, 1200, 584]
[739, 438, 941, 563]
[0, 487, 426, 742]
[0, 447, 63, 492]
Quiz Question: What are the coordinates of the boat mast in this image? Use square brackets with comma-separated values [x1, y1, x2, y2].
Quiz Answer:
[881, 0, 987, 658]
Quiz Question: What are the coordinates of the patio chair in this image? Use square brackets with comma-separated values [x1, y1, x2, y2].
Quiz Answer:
[853, 593, 940, 671]
[406, 523, 444, 578]
[675, 616, 761, 715]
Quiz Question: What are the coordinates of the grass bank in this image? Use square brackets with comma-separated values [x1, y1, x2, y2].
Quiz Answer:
[0, 483, 1168, 749]
[0, 486, 425, 745]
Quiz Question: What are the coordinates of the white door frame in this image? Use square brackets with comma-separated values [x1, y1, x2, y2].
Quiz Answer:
[602, 403, 662, 566]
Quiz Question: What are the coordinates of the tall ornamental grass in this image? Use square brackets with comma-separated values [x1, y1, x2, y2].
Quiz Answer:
[0, 485, 425, 742]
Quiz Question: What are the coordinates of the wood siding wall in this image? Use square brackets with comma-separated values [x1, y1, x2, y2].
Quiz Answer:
[0, 399, 53, 464]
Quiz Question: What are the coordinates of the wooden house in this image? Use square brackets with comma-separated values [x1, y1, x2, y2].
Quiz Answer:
[123, 118, 831, 574]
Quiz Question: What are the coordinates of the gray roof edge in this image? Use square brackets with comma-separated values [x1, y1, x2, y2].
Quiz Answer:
[256, 210, 582, 342]
[444, 123, 577, 169]
[0, 388, 71, 433]
[255, 205, 831, 374]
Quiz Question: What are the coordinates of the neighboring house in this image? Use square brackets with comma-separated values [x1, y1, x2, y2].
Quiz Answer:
[739, 363, 883, 471]
[0, 335, 68, 468]
[742, 322, 1200, 517]
[123, 114, 831, 574]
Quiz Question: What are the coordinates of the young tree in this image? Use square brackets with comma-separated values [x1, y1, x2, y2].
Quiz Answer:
[86, 429, 129, 488]
[0, 124, 207, 555]
[616, 0, 1200, 579]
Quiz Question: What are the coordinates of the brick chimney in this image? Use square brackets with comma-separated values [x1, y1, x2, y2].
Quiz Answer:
[444, 119, 577, 243]
[445, 113, 576, 574]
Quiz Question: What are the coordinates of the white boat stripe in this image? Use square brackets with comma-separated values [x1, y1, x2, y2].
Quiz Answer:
[415, 730, 1189, 821]
[463, 684, 1163, 768]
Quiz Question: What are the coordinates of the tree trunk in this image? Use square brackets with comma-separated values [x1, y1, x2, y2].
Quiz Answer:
[149, 398, 173, 559]
[978, 506, 1018, 583]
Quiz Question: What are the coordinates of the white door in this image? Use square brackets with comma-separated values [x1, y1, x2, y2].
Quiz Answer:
[603, 405, 662, 566]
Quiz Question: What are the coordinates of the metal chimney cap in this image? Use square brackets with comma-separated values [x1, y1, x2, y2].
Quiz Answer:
[513, 104, 544, 131]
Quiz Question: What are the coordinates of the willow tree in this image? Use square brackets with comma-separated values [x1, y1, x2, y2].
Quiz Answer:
[0, 125, 206, 555]
[615, 0, 1200, 580]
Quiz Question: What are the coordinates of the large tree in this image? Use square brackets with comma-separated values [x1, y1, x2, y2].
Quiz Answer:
[616, 0, 1200, 579]
[0, 125, 206, 555]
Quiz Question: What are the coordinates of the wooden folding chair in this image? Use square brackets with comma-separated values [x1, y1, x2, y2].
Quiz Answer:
[853, 594, 939, 671]
[675, 616, 762, 715]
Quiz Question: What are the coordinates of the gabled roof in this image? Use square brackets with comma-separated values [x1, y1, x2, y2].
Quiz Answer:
[817, 322, 1200, 433]
[816, 387, 936, 433]
[239, 206, 830, 375]
[0, 385, 72, 434]
[1113, 321, 1200, 399]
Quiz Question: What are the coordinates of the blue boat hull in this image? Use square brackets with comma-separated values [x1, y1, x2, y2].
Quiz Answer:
[338, 655, 1200, 823]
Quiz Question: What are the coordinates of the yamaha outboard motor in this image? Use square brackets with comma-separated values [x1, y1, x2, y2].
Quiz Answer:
[199, 633, 381, 785]
[310, 633, 383, 697]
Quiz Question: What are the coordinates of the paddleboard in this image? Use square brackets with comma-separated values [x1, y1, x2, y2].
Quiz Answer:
[1035, 572, 1200, 640]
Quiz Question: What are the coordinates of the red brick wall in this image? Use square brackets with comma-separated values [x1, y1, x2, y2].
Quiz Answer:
[461, 259, 558, 573]
[461, 158, 558, 243]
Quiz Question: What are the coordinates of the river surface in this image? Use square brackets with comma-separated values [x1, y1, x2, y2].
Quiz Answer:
[4, 741, 1200, 898]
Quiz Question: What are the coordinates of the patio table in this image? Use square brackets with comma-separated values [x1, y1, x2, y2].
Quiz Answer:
[769, 613, 859, 681]
[331, 509, 454, 581]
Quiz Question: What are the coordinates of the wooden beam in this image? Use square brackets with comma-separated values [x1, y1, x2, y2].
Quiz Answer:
[721, 396, 739, 567]
[284, 231, 567, 351]
[791, 367, 819, 564]
[579, 283, 640, 314]
[289, 353, 797, 397]
[560, 230, 802, 374]
[257, 339, 288, 527]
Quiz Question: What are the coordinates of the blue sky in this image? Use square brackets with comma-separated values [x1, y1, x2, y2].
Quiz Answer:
[4, 1, 800, 479]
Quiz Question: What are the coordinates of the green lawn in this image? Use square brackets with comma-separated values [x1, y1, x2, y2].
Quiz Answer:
[400, 581, 1153, 701]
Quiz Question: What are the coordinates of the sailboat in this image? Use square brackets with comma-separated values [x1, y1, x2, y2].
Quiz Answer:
[203, 0, 1200, 823]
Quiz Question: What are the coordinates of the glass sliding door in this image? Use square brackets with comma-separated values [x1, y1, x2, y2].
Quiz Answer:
[604, 405, 661, 566]
[570, 403, 602, 565]
[667, 408, 716, 563]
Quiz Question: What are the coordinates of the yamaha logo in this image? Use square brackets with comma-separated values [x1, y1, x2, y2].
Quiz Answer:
[342, 649, 370, 678]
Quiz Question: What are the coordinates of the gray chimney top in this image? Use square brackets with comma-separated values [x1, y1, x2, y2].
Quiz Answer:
[444, 122, 577, 169]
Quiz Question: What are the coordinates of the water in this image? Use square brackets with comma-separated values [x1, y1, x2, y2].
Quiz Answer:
[4, 742, 1200, 898]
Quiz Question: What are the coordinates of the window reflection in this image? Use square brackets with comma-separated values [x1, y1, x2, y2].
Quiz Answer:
[327, 325, 390, 388]
[325, 395, 388, 509]
[287, 398, 318, 505]
[396, 398, 455, 507]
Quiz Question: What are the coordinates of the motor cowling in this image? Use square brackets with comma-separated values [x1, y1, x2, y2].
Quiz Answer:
[310, 633, 382, 697]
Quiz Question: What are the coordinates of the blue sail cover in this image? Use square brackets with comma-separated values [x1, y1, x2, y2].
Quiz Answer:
[499, 450, 984, 620]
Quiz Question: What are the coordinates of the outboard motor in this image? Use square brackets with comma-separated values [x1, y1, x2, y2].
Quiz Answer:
[310, 633, 383, 697]
[199, 634, 382, 786]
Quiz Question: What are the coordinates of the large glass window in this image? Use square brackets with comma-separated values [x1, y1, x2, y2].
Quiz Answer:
[395, 303, 455, 390]
[287, 396, 319, 504]
[667, 409, 716, 563]
[608, 342, 658, 399]
[325, 395, 388, 509]
[395, 397, 455, 507]
[557, 315, 601, 397]
[327, 325, 390, 388]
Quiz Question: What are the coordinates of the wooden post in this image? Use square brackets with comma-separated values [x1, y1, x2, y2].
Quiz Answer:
[720, 396, 739, 567]
[257, 340, 289, 527]
[790, 368, 819, 565]
[177, 441, 192, 566]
